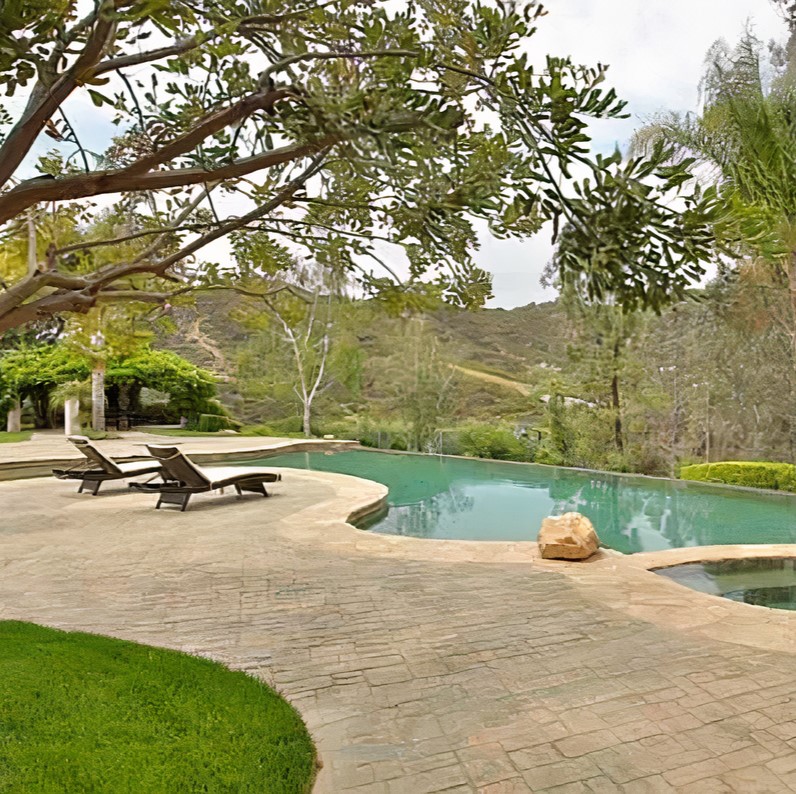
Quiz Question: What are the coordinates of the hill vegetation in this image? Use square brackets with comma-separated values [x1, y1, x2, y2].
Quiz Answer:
[156, 268, 794, 476]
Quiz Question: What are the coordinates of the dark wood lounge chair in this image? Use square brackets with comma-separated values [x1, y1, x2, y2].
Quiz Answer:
[52, 436, 162, 495]
[129, 444, 281, 511]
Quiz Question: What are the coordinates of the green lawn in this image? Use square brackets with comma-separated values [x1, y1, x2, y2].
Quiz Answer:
[0, 431, 32, 443]
[0, 621, 316, 793]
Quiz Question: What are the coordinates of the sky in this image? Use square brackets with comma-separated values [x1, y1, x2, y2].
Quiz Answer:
[483, 0, 786, 308]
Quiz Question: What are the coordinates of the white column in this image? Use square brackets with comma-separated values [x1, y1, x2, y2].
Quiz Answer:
[91, 361, 105, 432]
[6, 400, 21, 433]
[64, 398, 80, 435]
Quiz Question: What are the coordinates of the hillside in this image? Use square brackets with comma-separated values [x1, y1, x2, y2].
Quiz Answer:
[155, 279, 796, 470]
[430, 302, 570, 379]
[159, 293, 572, 422]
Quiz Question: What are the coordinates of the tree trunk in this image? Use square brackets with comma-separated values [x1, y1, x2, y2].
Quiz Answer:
[302, 400, 312, 438]
[6, 399, 21, 432]
[64, 397, 80, 435]
[611, 343, 624, 454]
[33, 390, 48, 428]
[91, 361, 106, 432]
[787, 252, 796, 459]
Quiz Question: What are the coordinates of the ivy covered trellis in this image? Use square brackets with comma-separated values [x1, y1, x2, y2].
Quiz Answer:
[0, 344, 224, 429]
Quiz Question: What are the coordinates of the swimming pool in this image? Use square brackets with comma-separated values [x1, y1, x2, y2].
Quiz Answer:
[247, 450, 796, 554]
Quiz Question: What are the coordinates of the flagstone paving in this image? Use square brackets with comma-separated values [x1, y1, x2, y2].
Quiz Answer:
[1, 465, 796, 792]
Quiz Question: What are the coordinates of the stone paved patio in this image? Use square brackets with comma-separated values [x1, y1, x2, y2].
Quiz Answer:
[1, 451, 796, 792]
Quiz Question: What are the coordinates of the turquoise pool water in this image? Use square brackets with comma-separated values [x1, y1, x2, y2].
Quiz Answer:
[656, 559, 796, 610]
[248, 450, 796, 554]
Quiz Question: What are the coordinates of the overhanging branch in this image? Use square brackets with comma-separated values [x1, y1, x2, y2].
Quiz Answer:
[0, 149, 331, 332]
[0, 138, 334, 225]
[0, 0, 117, 189]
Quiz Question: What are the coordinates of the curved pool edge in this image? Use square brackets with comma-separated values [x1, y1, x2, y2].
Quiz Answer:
[7, 438, 796, 656]
[237, 451, 796, 657]
[274, 469, 796, 655]
[630, 544, 796, 571]
[296, 467, 796, 651]
[575, 545, 796, 656]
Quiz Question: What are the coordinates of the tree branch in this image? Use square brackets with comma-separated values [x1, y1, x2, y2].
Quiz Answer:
[117, 88, 293, 176]
[93, 286, 195, 303]
[0, 138, 334, 225]
[259, 48, 419, 86]
[0, 0, 117, 189]
[0, 150, 330, 332]
[93, 36, 208, 76]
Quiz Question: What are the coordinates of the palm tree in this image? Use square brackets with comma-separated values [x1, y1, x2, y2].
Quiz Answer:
[634, 30, 796, 455]
[634, 32, 796, 348]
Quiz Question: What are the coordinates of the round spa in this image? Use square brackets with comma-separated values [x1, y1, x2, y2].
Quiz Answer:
[654, 558, 796, 610]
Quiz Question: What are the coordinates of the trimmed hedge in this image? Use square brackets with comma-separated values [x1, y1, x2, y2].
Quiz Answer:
[680, 461, 796, 492]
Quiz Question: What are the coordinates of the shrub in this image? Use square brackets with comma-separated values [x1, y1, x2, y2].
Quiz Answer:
[311, 420, 358, 440]
[196, 414, 237, 432]
[680, 461, 796, 492]
[242, 416, 304, 436]
[354, 418, 409, 449]
[458, 423, 531, 462]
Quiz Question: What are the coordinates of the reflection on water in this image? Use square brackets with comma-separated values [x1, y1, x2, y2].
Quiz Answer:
[249, 451, 796, 553]
[656, 558, 796, 610]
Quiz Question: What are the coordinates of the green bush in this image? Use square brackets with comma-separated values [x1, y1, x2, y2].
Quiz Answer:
[242, 416, 305, 437]
[311, 420, 358, 440]
[186, 399, 241, 432]
[196, 413, 236, 432]
[458, 423, 531, 462]
[353, 418, 409, 449]
[680, 461, 796, 492]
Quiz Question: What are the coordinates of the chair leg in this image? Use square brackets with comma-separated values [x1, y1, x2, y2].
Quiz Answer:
[155, 491, 191, 511]
[79, 479, 102, 496]
[236, 482, 269, 498]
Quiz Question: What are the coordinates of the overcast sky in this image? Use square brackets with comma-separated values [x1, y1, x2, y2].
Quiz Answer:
[484, 0, 786, 308]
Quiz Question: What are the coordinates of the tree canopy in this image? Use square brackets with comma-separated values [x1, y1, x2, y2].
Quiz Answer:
[0, 0, 717, 330]
[0, 342, 217, 422]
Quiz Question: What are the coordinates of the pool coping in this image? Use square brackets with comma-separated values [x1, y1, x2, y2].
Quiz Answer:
[596, 546, 796, 655]
[334, 474, 796, 656]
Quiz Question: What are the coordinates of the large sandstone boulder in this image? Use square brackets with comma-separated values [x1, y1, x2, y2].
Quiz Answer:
[538, 512, 599, 560]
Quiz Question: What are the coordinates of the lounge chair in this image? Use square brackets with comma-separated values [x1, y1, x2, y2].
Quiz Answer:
[53, 436, 162, 495]
[129, 444, 281, 511]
